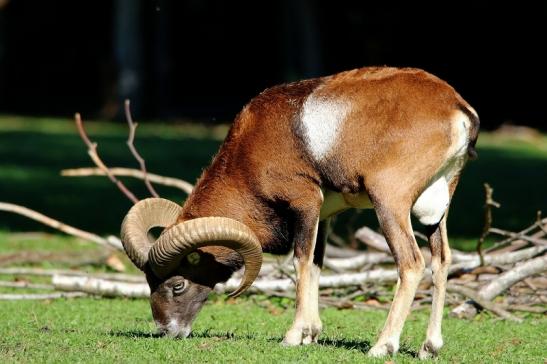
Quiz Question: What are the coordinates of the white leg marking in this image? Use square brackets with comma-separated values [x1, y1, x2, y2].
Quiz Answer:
[300, 94, 349, 160]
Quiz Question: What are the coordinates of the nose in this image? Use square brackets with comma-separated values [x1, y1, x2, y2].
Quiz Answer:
[156, 320, 192, 338]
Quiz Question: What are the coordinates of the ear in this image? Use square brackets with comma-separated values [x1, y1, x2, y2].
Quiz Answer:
[186, 252, 201, 265]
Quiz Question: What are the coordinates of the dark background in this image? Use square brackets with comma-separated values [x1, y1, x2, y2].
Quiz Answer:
[0, 0, 546, 128]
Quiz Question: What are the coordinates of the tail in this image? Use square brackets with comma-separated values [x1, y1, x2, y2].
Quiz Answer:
[459, 104, 480, 160]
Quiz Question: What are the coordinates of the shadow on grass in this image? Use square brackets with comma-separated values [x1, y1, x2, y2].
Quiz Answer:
[109, 330, 164, 339]
[317, 337, 371, 353]
[110, 328, 419, 358]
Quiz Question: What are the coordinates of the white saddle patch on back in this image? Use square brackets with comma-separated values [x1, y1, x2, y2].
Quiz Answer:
[301, 95, 349, 160]
[412, 176, 449, 226]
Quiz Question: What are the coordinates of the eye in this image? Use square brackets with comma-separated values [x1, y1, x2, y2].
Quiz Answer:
[172, 281, 186, 295]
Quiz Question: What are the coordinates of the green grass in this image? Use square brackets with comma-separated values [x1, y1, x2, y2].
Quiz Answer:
[0, 297, 545, 363]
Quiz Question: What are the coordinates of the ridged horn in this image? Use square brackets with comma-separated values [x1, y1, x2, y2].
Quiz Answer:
[120, 198, 181, 270]
[148, 217, 262, 297]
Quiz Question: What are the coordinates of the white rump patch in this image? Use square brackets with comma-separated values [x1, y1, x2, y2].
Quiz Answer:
[449, 110, 471, 159]
[300, 95, 349, 160]
[412, 177, 449, 226]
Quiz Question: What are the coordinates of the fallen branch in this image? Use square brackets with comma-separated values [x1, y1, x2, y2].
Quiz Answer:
[0, 202, 122, 250]
[355, 227, 391, 253]
[324, 252, 391, 271]
[75, 112, 138, 203]
[0, 281, 54, 290]
[217, 269, 400, 293]
[447, 283, 522, 322]
[124, 99, 159, 197]
[0, 267, 144, 282]
[0, 292, 88, 300]
[61, 167, 193, 194]
[354, 225, 484, 264]
[451, 254, 547, 318]
[480, 254, 547, 298]
[53, 275, 150, 298]
[485, 217, 547, 253]
[449, 245, 546, 274]
[488, 228, 547, 246]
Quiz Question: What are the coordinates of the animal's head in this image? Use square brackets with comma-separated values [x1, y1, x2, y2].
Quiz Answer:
[120, 198, 262, 337]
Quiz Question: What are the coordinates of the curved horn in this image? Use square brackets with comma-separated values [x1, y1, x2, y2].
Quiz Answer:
[148, 217, 262, 297]
[120, 198, 181, 270]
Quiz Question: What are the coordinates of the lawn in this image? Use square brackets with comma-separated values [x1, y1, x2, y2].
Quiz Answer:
[0, 116, 546, 363]
[1, 297, 545, 363]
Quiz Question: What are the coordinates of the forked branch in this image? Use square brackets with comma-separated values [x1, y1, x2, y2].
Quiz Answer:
[124, 99, 159, 197]
[74, 112, 138, 204]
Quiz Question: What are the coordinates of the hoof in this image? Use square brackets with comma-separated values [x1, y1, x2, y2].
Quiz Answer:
[367, 340, 398, 358]
[418, 339, 442, 360]
[282, 322, 322, 346]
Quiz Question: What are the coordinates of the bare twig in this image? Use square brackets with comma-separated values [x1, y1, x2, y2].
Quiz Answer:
[447, 283, 522, 322]
[477, 183, 500, 266]
[0, 202, 122, 250]
[485, 217, 547, 253]
[124, 99, 159, 197]
[61, 167, 193, 194]
[0, 292, 88, 300]
[74, 112, 138, 204]
[488, 228, 547, 246]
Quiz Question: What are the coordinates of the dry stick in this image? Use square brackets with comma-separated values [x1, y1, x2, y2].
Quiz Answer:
[485, 217, 547, 253]
[355, 225, 479, 264]
[53, 275, 150, 298]
[488, 228, 547, 246]
[446, 283, 522, 322]
[451, 253, 547, 318]
[448, 245, 546, 274]
[477, 183, 500, 266]
[216, 269, 400, 293]
[0, 281, 54, 290]
[478, 254, 547, 300]
[124, 99, 159, 198]
[0, 292, 88, 300]
[324, 252, 392, 271]
[61, 167, 193, 194]
[0, 267, 145, 282]
[52, 270, 401, 297]
[0, 202, 121, 250]
[74, 113, 138, 204]
[502, 304, 546, 314]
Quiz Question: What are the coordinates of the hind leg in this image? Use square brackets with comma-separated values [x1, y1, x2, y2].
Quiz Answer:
[419, 177, 459, 359]
[418, 216, 451, 359]
[368, 199, 425, 357]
